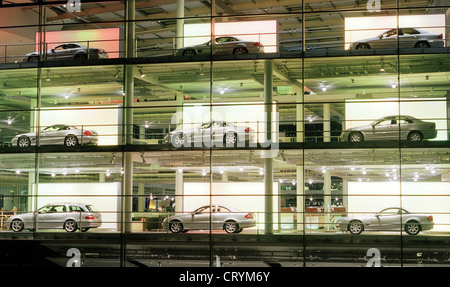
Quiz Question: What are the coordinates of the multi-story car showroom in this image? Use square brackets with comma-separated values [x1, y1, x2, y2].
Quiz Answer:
[0, 0, 448, 268]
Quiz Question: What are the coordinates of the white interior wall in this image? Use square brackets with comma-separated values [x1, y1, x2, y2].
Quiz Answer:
[345, 98, 447, 140]
[348, 181, 450, 231]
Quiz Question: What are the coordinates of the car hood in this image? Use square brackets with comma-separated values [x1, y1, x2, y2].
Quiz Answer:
[13, 131, 36, 138]
[354, 36, 380, 43]
[343, 124, 372, 132]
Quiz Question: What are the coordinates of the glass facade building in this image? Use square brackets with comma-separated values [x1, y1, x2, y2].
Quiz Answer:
[0, 0, 449, 267]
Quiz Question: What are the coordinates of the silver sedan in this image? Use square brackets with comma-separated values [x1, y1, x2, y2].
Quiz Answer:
[6, 203, 102, 232]
[336, 207, 434, 235]
[340, 115, 437, 142]
[176, 36, 264, 56]
[22, 43, 108, 62]
[350, 28, 444, 50]
[167, 121, 254, 148]
[12, 124, 98, 147]
[163, 204, 256, 234]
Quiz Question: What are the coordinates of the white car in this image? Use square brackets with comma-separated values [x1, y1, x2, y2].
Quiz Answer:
[167, 121, 254, 148]
[7, 203, 102, 233]
[350, 28, 444, 50]
[176, 36, 264, 56]
[336, 207, 434, 235]
[12, 124, 98, 147]
[163, 204, 256, 234]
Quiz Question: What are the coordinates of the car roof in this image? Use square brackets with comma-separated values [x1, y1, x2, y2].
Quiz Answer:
[197, 204, 240, 212]
[43, 202, 87, 206]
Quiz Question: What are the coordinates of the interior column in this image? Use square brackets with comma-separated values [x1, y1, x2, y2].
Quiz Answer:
[323, 103, 330, 142]
[264, 60, 274, 234]
[323, 170, 331, 231]
[175, 169, 184, 214]
[296, 166, 304, 232]
[123, 0, 135, 234]
[176, 0, 184, 52]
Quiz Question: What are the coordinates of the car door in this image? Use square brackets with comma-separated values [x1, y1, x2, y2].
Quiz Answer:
[373, 29, 398, 49]
[212, 206, 230, 229]
[376, 208, 401, 230]
[47, 44, 71, 60]
[37, 205, 66, 229]
[190, 206, 212, 230]
[210, 121, 226, 144]
[398, 117, 413, 140]
[214, 37, 235, 54]
[40, 125, 64, 145]
[398, 28, 420, 48]
[372, 118, 398, 140]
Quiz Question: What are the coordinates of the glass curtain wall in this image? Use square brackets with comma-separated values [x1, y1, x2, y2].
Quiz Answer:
[0, 0, 448, 267]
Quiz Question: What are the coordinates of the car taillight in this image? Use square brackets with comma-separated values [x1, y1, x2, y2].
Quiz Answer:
[83, 130, 93, 136]
[85, 215, 95, 220]
[94, 49, 103, 54]
[437, 34, 443, 39]
[245, 127, 250, 133]
[254, 42, 263, 47]
[427, 215, 433, 221]
[244, 213, 253, 219]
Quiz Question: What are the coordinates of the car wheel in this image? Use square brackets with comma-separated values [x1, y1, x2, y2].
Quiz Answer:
[224, 221, 239, 234]
[74, 54, 87, 61]
[348, 132, 364, 143]
[356, 43, 371, 50]
[348, 220, 364, 235]
[64, 135, 78, 147]
[407, 131, 423, 142]
[171, 133, 186, 147]
[182, 49, 196, 56]
[169, 221, 183, 233]
[28, 56, 39, 62]
[233, 47, 248, 54]
[223, 132, 238, 147]
[405, 221, 421, 235]
[414, 41, 430, 48]
[17, 136, 31, 148]
[10, 219, 24, 232]
[64, 220, 78, 232]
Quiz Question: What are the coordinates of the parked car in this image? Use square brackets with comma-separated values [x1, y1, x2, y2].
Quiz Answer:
[167, 121, 254, 147]
[176, 36, 264, 56]
[340, 115, 437, 142]
[163, 204, 256, 234]
[350, 28, 444, 50]
[7, 203, 102, 232]
[336, 207, 434, 235]
[12, 124, 98, 147]
[22, 43, 108, 62]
